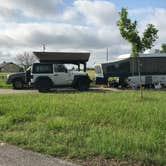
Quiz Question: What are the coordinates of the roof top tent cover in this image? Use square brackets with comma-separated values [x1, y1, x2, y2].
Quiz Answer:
[33, 52, 90, 72]
[33, 52, 90, 64]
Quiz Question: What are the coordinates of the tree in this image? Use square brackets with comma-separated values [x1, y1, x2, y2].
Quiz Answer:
[15, 52, 37, 70]
[117, 8, 158, 57]
[161, 44, 166, 53]
[117, 8, 158, 98]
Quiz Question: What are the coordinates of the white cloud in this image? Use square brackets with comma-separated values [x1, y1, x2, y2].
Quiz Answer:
[74, 0, 118, 26]
[136, 8, 166, 47]
[0, 0, 63, 18]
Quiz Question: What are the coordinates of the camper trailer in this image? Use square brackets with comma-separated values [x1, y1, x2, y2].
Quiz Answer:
[95, 53, 166, 88]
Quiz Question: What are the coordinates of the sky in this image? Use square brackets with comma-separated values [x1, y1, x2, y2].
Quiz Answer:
[0, 0, 165, 66]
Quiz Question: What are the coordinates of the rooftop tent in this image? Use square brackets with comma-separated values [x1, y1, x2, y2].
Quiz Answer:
[33, 52, 90, 72]
[33, 52, 90, 64]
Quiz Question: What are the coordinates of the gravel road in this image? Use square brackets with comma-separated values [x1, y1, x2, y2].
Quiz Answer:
[0, 89, 38, 94]
[0, 87, 119, 94]
[0, 143, 79, 166]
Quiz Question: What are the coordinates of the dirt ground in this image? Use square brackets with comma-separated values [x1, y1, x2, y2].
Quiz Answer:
[0, 87, 119, 94]
[0, 89, 38, 94]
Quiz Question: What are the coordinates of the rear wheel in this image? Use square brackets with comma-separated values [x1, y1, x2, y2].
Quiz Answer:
[13, 79, 23, 89]
[76, 78, 90, 91]
[36, 78, 52, 92]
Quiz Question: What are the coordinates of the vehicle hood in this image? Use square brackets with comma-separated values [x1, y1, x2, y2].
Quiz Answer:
[8, 72, 25, 77]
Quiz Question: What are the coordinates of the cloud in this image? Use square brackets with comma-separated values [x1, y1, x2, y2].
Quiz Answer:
[0, 51, 13, 62]
[149, 8, 166, 44]
[136, 8, 166, 47]
[0, 0, 63, 19]
[0, 23, 108, 49]
[74, 0, 118, 26]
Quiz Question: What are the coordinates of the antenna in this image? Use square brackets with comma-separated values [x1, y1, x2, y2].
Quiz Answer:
[106, 48, 109, 61]
[43, 44, 46, 52]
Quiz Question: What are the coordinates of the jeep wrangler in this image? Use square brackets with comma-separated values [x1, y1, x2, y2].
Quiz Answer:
[7, 63, 91, 92]
[31, 63, 91, 92]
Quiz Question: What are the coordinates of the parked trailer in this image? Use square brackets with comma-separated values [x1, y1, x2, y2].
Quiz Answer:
[95, 53, 166, 88]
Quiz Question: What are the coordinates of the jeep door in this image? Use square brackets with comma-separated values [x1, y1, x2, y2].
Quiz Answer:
[32, 63, 54, 84]
[53, 64, 73, 85]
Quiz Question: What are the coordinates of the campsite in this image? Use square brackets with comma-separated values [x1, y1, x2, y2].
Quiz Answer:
[0, 1, 166, 166]
[0, 51, 165, 165]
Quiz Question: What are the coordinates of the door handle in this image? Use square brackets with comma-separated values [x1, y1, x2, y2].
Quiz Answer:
[54, 74, 59, 76]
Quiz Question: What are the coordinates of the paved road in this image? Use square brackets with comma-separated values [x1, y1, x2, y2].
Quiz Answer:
[0, 87, 119, 94]
[0, 143, 79, 166]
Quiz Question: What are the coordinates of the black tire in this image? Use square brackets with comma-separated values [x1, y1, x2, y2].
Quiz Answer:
[76, 78, 90, 91]
[13, 79, 23, 89]
[35, 78, 52, 92]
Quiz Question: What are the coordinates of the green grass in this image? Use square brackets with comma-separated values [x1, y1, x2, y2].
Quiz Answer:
[0, 79, 12, 88]
[0, 72, 12, 89]
[0, 91, 165, 165]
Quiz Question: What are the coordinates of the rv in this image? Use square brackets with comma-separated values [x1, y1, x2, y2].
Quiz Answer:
[95, 53, 166, 88]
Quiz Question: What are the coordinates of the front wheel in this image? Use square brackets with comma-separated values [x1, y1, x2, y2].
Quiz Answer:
[13, 79, 23, 89]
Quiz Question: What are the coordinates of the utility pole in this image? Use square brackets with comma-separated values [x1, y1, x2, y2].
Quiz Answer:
[106, 48, 109, 62]
[43, 44, 46, 52]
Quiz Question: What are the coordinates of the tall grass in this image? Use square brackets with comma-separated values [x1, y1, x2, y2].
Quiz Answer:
[0, 91, 165, 165]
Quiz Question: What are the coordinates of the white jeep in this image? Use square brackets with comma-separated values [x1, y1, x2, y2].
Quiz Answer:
[29, 63, 91, 92]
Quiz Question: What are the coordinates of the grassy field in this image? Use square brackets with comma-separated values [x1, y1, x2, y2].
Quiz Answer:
[0, 72, 12, 89]
[0, 91, 165, 165]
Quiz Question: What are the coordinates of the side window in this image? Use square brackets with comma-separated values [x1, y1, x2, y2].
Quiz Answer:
[33, 64, 53, 73]
[54, 64, 67, 72]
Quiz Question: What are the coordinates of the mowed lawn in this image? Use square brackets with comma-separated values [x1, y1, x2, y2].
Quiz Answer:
[0, 91, 165, 165]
